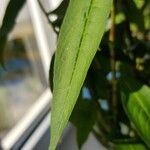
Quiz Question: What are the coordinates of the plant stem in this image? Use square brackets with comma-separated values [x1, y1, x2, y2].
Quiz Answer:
[109, 0, 117, 123]
[109, 1, 115, 43]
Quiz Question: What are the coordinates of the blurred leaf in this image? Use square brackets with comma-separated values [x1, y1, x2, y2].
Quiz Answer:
[87, 53, 110, 100]
[115, 13, 125, 24]
[50, 0, 112, 149]
[123, 0, 145, 31]
[133, 0, 145, 9]
[114, 143, 147, 150]
[120, 78, 150, 146]
[49, 54, 55, 91]
[0, 0, 26, 65]
[70, 97, 97, 148]
[118, 61, 134, 78]
[143, 0, 150, 29]
[49, 0, 69, 28]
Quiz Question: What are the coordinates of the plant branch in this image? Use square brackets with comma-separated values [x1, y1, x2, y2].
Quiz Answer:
[109, 1, 115, 43]
[109, 0, 117, 123]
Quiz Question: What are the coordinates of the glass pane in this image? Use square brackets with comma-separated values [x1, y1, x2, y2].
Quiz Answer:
[0, 4, 47, 138]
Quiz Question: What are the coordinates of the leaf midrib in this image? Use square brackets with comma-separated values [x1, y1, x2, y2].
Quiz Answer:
[52, 0, 95, 147]
[68, 0, 94, 87]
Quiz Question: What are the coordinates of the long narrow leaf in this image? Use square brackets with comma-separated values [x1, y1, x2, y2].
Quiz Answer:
[50, 0, 112, 149]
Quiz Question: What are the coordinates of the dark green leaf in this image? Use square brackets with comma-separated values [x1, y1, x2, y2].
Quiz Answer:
[0, 0, 26, 64]
[123, 0, 145, 31]
[120, 78, 150, 146]
[70, 97, 97, 149]
[49, 0, 69, 28]
[49, 54, 55, 91]
[87, 53, 110, 100]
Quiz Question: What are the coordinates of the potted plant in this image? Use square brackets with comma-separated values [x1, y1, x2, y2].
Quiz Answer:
[0, 0, 150, 149]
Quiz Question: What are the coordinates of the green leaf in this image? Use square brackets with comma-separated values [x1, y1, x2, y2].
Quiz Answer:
[87, 53, 110, 100]
[143, 0, 150, 29]
[0, 0, 26, 65]
[70, 97, 97, 149]
[114, 143, 147, 150]
[49, 54, 55, 91]
[120, 78, 150, 146]
[50, 0, 112, 149]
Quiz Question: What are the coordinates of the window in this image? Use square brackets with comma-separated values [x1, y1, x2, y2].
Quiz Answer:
[0, 0, 56, 149]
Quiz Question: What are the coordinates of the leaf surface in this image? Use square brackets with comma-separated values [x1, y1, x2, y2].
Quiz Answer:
[50, 0, 112, 149]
